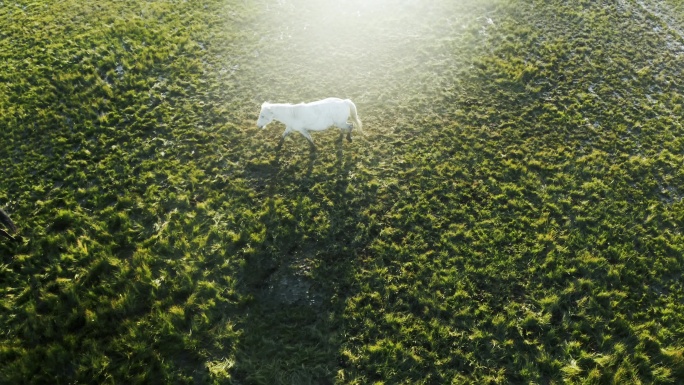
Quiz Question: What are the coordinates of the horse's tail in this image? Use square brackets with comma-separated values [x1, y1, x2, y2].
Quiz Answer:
[346, 99, 363, 132]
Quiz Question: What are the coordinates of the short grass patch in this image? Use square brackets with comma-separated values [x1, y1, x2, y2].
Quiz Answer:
[1, 0, 683, 383]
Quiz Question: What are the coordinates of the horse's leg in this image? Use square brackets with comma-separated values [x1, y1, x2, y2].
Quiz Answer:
[277, 128, 291, 149]
[334, 121, 353, 142]
[299, 130, 316, 150]
[343, 122, 353, 142]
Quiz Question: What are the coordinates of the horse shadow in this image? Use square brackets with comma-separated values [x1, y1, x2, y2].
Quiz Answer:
[272, 132, 350, 179]
[227, 132, 366, 383]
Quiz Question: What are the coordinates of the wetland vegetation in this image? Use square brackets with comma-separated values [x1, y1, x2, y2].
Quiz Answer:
[1, 0, 684, 383]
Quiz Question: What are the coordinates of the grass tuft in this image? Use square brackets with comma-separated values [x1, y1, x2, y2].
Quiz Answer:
[1, 0, 684, 384]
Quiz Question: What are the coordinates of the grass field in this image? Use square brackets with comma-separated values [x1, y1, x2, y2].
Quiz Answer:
[1, 0, 684, 383]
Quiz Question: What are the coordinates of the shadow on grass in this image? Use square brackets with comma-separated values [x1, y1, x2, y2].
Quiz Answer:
[246, 132, 350, 193]
[229, 138, 368, 384]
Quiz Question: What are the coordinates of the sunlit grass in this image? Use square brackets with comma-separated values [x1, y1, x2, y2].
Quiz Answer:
[1, 0, 684, 383]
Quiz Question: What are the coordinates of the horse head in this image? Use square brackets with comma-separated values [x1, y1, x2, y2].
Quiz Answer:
[256, 103, 274, 128]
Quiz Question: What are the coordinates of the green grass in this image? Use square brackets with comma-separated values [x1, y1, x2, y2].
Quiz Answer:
[1, 0, 684, 383]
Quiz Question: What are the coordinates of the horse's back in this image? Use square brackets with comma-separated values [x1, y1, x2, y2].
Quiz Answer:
[306, 97, 346, 107]
[301, 98, 345, 116]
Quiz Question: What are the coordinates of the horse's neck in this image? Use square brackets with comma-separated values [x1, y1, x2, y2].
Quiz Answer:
[272, 104, 298, 123]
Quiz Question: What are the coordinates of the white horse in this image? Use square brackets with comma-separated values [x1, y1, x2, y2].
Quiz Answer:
[257, 97, 362, 148]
